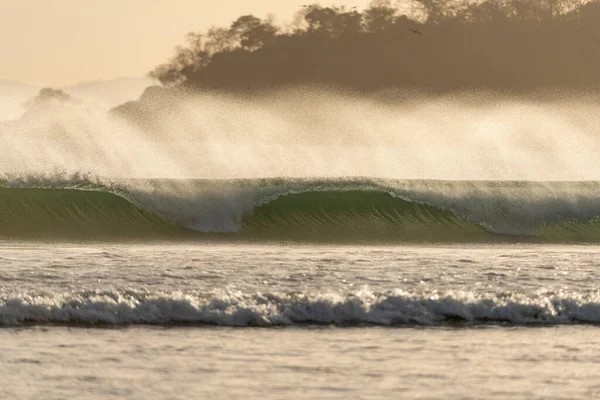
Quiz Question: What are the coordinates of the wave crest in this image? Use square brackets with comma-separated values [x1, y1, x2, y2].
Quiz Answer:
[2, 289, 600, 326]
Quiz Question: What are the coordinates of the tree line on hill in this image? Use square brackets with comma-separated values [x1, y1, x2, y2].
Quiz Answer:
[150, 0, 600, 92]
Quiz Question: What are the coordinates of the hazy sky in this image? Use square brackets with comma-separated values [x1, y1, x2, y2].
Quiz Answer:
[0, 0, 371, 87]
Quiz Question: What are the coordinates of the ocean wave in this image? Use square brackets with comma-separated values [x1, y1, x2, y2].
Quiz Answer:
[0, 185, 186, 239]
[3, 175, 600, 242]
[2, 289, 600, 326]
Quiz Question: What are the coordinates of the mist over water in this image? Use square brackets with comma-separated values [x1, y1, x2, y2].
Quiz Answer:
[1, 88, 599, 181]
[2, 88, 600, 239]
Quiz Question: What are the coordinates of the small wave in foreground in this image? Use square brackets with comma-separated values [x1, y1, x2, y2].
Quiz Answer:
[2, 289, 600, 326]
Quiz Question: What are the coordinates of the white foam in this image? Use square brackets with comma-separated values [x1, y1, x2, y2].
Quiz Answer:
[2, 289, 599, 326]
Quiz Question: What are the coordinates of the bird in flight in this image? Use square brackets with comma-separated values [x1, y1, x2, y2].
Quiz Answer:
[409, 29, 423, 35]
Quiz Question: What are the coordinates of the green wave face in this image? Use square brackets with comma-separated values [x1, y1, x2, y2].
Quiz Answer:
[5, 179, 600, 243]
[535, 218, 600, 243]
[0, 187, 185, 239]
[240, 191, 501, 243]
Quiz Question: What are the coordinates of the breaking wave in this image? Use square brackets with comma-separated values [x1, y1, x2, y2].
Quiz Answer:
[2, 289, 600, 326]
[3, 175, 600, 242]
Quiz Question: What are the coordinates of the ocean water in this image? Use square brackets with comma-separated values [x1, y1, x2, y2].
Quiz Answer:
[1, 242, 600, 399]
[2, 325, 599, 400]
[6, 177, 600, 242]
[5, 88, 600, 398]
[2, 177, 600, 398]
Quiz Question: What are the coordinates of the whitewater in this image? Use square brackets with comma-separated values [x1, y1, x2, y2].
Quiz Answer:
[2, 89, 600, 398]
[2, 242, 600, 326]
[2, 242, 600, 399]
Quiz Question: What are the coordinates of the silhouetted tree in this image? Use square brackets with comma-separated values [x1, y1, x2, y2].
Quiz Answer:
[414, 0, 466, 22]
[364, 0, 398, 32]
[149, 0, 600, 92]
[230, 15, 278, 50]
[304, 6, 363, 37]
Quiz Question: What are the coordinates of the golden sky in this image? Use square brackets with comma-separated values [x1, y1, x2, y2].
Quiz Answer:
[0, 0, 370, 86]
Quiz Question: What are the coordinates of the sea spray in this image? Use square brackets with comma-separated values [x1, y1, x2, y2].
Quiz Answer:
[2, 88, 600, 180]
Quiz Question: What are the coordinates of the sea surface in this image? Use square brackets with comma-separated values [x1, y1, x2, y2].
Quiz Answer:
[1, 242, 600, 399]
[2, 177, 600, 398]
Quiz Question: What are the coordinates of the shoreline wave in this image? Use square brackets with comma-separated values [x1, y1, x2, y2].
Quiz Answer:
[2, 289, 600, 327]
